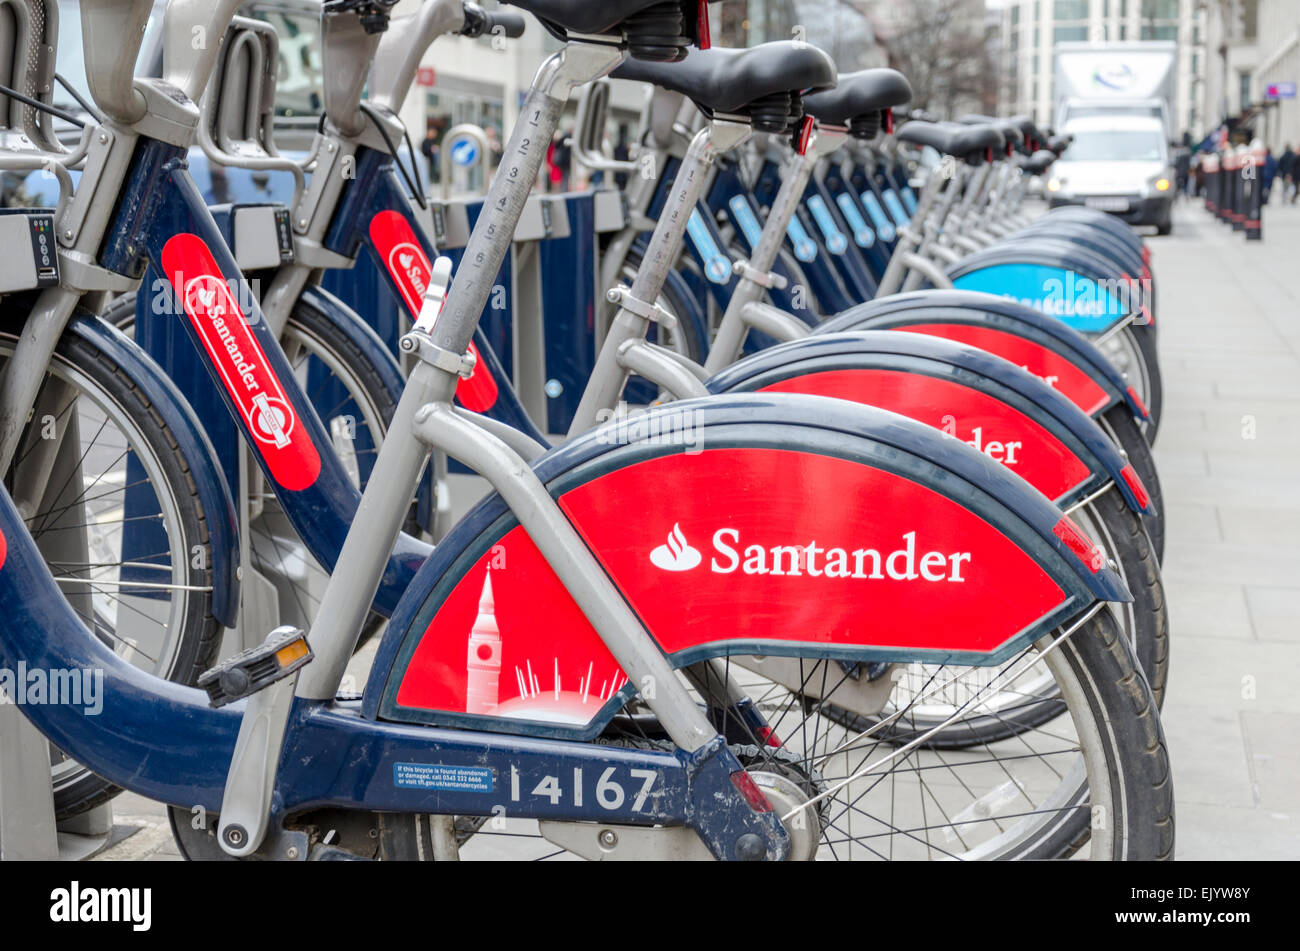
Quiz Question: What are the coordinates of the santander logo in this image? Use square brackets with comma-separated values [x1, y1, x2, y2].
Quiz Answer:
[388, 242, 429, 301]
[162, 234, 320, 492]
[649, 523, 702, 571]
[648, 525, 972, 583]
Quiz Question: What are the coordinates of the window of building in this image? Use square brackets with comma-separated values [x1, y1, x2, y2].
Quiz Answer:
[1055, 26, 1090, 42]
[1141, 24, 1177, 40]
[1054, 0, 1088, 19]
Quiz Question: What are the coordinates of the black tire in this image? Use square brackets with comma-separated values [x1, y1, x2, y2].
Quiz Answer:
[360, 610, 1176, 860]
[820, 485, 1168, 749]
[1008, 607, 1175, 860]
[1, 328, 220, 819]
[1087, 486, 1169, 709]
[1099, 403, 1164, 563]
[1130, 323, 1163, 439]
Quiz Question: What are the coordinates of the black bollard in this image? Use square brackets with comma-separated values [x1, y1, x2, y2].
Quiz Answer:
[1245, 142, 1265, 241]
[1205, 153, 1220, 218]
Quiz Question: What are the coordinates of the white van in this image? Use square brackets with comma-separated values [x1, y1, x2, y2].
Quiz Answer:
[1046, 115, 1176, 235]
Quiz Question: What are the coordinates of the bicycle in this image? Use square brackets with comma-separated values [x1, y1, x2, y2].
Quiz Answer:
[0, 0, 1173, 861]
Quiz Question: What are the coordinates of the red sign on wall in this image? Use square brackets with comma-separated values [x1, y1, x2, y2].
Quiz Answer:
[417, 67, 436, 88]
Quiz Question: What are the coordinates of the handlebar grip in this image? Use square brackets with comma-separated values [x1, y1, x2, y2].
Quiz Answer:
[461, 3, 526, 39]
[485, 10, 527, 38]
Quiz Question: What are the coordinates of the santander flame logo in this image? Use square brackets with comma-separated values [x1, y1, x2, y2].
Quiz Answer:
[649, 523, 702, 572]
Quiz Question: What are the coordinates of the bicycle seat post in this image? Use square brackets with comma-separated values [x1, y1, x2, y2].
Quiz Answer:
[705, 122, 847, 374]
[568, 115, 752, 435]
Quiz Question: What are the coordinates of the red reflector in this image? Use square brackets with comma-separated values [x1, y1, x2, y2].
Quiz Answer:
[884, 109, 895, 135]
[985, 147, 993, 163]
[730, 770, 774, 812]
[1120, 463, 1150, 511]
[756, 725, 782, 748]
[796, 115, 815, 155]
[1006, 143, 1014, 158]
[1053, 516, 1106, 573]
[455, 341, 499, 412]
[696, 0, 711, 49]
[1126, 385, 1149, 419]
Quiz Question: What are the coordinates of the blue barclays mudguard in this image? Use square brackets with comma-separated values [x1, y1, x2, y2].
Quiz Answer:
[367, 393, 1128, 745]
[818, 289, 1151, 425]
[945, 243, 1149, 335]
[705, 330, 1155, 518]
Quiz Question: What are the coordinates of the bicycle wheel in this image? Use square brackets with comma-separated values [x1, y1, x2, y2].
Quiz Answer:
[1, 328, 219, 819]
[105, 291, 406, 650]
[252, 297, 402, 650]
[1097, 403, 1164, 562]
[1095, 323, 1162, 441]
[381, 608, 1172, 860]
[817, 485, 1168, 749]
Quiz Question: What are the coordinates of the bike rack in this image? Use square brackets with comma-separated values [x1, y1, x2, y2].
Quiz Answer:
[0, 1, 115, 861]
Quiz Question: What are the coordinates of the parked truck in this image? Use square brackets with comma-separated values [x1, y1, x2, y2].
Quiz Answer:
[1053, 41, 1177, 141]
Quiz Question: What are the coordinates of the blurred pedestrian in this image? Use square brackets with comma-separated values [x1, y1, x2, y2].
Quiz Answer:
[547, 128, 572, 192]
[1261, 147, 1279, 204]
[1279, 144, 1297, 204]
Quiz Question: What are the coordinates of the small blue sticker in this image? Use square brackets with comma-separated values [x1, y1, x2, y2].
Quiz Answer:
[860, 191, 897, 243]
[686, 208, 733, 284]
[807, 195, 848, 254]
[786, 215, 818, 262]
[900, 186, 919, 216]
[728, 195, 764, 248]
[394, 762, 494, 793]
[882, 189, 911, 228]
[834, 192, 876, 247]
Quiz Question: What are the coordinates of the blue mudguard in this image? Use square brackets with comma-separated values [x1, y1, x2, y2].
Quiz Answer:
[944, 243, 1147, 335]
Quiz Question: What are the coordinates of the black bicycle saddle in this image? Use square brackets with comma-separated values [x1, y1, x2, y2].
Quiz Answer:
[1018, 149, 1058, 176]
[957, 114, 1024, 153]
[803, 69, 912, 137]
[896, 120, 1004, 164]
[613, 41, 837, 133]
[1007, 114, 1044, 150]
[505, 0, 714, 60]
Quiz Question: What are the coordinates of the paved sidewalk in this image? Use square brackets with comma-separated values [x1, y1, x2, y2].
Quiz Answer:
[87, 198, 1300, 862]
[1146, 196, 1300, 860]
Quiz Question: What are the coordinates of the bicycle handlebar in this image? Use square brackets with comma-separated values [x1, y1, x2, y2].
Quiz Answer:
[462, 3, 526, 38]
[369, 0, 526, 118]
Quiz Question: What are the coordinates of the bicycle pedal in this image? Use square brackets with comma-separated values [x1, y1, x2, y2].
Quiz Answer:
[198, 626, 313, 708]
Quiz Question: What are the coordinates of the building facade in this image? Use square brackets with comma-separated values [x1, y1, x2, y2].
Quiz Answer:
[998, 0, 1211, 137]
[1202, 0, 1299, 150]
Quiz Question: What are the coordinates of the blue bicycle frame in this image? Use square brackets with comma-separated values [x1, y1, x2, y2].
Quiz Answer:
[105, 139, 430, 618]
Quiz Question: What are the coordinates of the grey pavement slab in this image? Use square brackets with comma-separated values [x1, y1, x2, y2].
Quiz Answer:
[1154, 196, 1300, 859]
